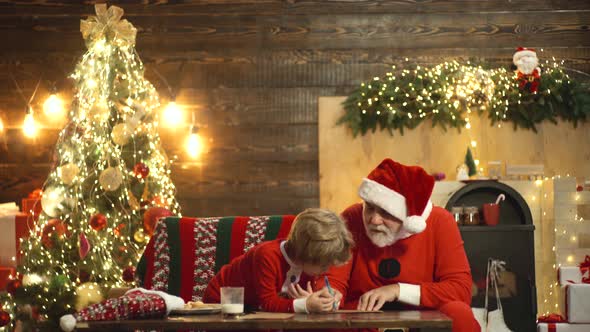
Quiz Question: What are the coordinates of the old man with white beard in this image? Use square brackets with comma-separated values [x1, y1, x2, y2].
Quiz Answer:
[329, 158, 481, 332]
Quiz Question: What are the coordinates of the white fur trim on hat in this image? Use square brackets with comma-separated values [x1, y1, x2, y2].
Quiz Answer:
[513, 49, 536, 64]
[404, 200, 432, 234]
[125, 288, 185, 314]
[359, 178, 407, 221]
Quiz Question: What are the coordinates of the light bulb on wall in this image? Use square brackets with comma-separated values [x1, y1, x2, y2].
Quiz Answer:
[186, 125, 203, 159]
[162, 101, 184, 127]
[23, 106, 38, 138]
[43, 93, 64, 116]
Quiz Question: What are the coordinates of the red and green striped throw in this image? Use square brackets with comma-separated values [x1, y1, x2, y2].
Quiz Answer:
[136, 215, 295, 302]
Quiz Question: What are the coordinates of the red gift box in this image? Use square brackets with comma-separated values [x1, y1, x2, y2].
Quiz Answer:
[21, 189, 43, 216]
[0, 266, 16, 291]
[0, 213, 35, 266]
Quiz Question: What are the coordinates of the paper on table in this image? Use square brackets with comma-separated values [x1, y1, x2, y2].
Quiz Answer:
[331, 310, 382, 314]
[240, 312, 295, 320]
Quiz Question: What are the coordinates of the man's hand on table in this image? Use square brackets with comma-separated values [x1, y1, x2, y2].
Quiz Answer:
[357, 283, 400, 311]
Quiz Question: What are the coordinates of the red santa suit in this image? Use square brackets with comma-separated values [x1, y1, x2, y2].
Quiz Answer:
[203, 238, 348, 313]
[329, 159, 480, 332]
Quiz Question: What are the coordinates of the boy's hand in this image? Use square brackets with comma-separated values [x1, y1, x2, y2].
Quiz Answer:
[305, 288, 335, 313]
[287, 281, 313, 299]
[357, 283, 400, 311]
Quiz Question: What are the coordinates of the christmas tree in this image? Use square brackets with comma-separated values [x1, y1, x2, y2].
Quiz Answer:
[465, 147, 477, 177]
[2, 5, 180, 328]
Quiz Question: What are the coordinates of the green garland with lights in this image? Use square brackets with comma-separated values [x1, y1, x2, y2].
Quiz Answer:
[339, 60, 590, 136]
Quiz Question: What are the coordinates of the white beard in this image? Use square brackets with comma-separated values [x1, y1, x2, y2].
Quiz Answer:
[516, 57, 538, 75]
[364, 223, 397, 247]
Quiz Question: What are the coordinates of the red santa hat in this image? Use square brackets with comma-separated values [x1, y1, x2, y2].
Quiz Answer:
[358, 159, 434, 234]
[513, 47, 537, 64]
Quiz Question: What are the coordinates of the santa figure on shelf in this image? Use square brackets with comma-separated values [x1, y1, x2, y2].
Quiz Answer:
[513, 47, 541, 93]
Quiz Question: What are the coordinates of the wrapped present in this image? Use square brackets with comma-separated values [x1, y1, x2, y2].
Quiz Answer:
[0, 204, 33, 266]
[0, 266, 16, 291]
[558, 264, 590, 285]
[565, 284, 590, 323]
[21, 189, 42, 216]
[538, 323, 590, 332]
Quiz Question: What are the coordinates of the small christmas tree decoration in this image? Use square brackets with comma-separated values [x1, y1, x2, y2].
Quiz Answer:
[113, 223, 125, 237]
[89, 213, 107, 231]
[0, 309, 10, 327]
[87, 99, 110, 123]
[465, 147, 477, 177]
[75, 282, 103, 311]
[143, 207, 172, 236]
[6, 279, 22, 296]
[133, 229, 146, 243]
[41, 186, 66, 217]
[99, 167, 123, 191]
[127, 190, 140, 210]
[41, 219, 68, 249]
[59, 163, 80, 185]
[78, 270, 90, 283]
[78, 233, 90, 259]
[122, 266, 135, 282]
[111, 123, 131, 146]
[133, 162, 149, 179]
[22, 274, 45, 286]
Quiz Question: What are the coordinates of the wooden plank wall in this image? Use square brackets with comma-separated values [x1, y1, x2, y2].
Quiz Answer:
[0, 0, 589, 217]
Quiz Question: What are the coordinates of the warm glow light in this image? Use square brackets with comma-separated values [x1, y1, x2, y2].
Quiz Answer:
[23, 111, 38, 138]
[567, 255, 574, 263]
[0, 117, 4, 133]
[535, 179, 543, 186]
[43, 94, 64, 116]
[474, 159, 480, 166]
[465, 122, 471, 129]
[163, 102, 183, 127]
[186, 131, 203, 158]
[471, 140, 477, 148]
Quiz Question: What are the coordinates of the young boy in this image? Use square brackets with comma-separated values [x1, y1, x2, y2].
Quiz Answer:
[203, 208, 354, 313]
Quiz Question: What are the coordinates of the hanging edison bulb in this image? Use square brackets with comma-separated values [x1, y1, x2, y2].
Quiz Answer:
[186, 125, 203, 159]
[23, 106, 38, 138]
[162, 101, 184, 127]
[43, 94, 64, 116]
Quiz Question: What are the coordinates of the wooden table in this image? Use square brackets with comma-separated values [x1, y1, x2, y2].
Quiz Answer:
[76, 310, 452, 331]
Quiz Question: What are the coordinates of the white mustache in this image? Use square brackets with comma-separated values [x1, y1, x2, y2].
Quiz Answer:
[367, 225, 390, 233]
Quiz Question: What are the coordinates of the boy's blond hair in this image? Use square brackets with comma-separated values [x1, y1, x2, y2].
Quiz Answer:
[286, 208, 354, 267]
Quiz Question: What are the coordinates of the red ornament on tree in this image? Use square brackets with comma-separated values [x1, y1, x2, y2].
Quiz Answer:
[78, 270, 90, 283]
[133, 162, 150, 179]
[89, 213, 107, 231]
[113, 223, 126, 237]
[41, 219, 68, 249]
[6, 279, 21, 296]
[0, 309, 10, 327]
[143, 207, 172, 236]
[122, 266, 135, 282]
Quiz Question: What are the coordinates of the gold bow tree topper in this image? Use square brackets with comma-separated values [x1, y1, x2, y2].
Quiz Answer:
[80, 4, 137, 47]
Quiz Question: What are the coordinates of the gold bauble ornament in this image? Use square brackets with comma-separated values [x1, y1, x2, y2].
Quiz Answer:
[88, 99, 110, 123]
[59, 163, 80, 185]
[111, 123, 131, 146]
[75, 282, 103, 311]
[133, 229, 146, 243]
[99, 167, 123, 191]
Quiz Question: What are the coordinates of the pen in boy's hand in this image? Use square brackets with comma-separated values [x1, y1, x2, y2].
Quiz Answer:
[324, 276, 337, 311]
